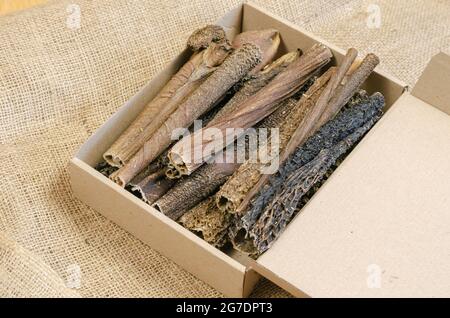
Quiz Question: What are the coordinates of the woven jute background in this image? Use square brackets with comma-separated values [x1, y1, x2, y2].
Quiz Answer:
[0, 0, 449, 298]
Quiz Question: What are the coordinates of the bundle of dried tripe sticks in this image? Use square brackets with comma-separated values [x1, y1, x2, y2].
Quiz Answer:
[96, 24, 384, 254]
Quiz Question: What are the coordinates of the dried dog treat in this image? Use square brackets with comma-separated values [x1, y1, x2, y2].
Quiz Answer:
[249, 113, 383, 256]
[129, 169, 175, 204]
[179, 196, 232, 248]
[316, 53, 380, 128]
[165, 51, 300, 179]
[231, 92, 385, 255]
[216, 68, 335, 213]
[187, 25, 227, 51]
[153, 156, 239, 221]
[133, 105, 225, 196]
[236, 49, 378, 214]
[103, 25, 231, 168]
[168, 44, 333, 176]
[232, 29, 280, 75]
[95, 161, 118, 177]
[113, 43, 262, 187]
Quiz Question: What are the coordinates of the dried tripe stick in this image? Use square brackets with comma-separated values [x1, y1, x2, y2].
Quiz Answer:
[113, 43, 263, 187]
[179, 196, 232, 248]
[250, 115, 383, 256]
[128, 168, 176, 205]
[165, 51, 300, 179]
[231, 92, 385, 255]
[103, 25, 231, 168]
[154, 154, 239, 220]
[157, 96, 302, 221]
[168, 44, 333, 176]
[236, 49, 375, 213]
[216, 67, 335, 213]
[232, 29, 280, 75]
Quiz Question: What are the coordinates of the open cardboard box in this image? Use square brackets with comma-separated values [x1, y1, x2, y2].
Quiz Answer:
[69, 3, 450, 297]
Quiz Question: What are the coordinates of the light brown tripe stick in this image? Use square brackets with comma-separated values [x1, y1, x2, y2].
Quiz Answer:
[155, 55, 301, 219]
[179, 196, 232, 248]
[103, 25, 230, 168]
[187, 25, 227, 50]
[168, 44, 333, 176]
[113, 44, 262, 187]
[216, 67, 335, 213]
[232, 29, 280, 75]
[156, 96, 299, 221]
[237, 50, 381, 214]
[154, 156, 239, 221]
[165, 51, 300, 179]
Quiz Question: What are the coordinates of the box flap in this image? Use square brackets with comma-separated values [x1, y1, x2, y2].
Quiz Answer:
[253, 93, 450, 297]
[412, 52, 450, 116]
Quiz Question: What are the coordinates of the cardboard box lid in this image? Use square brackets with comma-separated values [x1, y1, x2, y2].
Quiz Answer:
[251, 53, 450, 297]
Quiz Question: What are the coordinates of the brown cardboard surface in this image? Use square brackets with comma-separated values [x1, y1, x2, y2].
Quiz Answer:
[254, 92, 450, 297]
[412, 52, 450, 116]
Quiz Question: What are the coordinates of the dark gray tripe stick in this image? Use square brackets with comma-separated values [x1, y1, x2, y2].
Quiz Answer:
[230, 92, 385, 255]
[131, 104, 224, 200]
[128, 169, 176, 204]
[95, 161, 118, 177]
[250, 114, 382, 255]
[153, 159, 239, 220]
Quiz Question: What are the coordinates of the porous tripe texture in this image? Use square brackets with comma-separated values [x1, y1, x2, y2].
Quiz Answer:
[0, 0, 448, 298]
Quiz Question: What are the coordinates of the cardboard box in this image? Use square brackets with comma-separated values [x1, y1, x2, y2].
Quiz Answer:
[69, 3, 450, 297]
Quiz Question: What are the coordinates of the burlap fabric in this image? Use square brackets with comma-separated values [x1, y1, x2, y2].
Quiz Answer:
[0, 0, 448, 298]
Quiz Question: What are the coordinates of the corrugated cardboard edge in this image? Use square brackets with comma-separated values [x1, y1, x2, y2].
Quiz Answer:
[412, 52, 450, 116]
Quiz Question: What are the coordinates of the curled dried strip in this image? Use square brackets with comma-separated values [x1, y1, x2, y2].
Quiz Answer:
[113, 43, 262, 187]
[165, 51, 300, 180]
[168, 43, 333, 176]
[231, 92, 385, 255]
[128, 169, 175, 204]
[317, 53, 380, 128]
[232, 29, 280, 75]
[216, 68, 335, 213]
[249, 112, 383, 255]
[103, 25, 230, 168]
[187, 25, 227, 50]
[179, 196, 232, 248]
